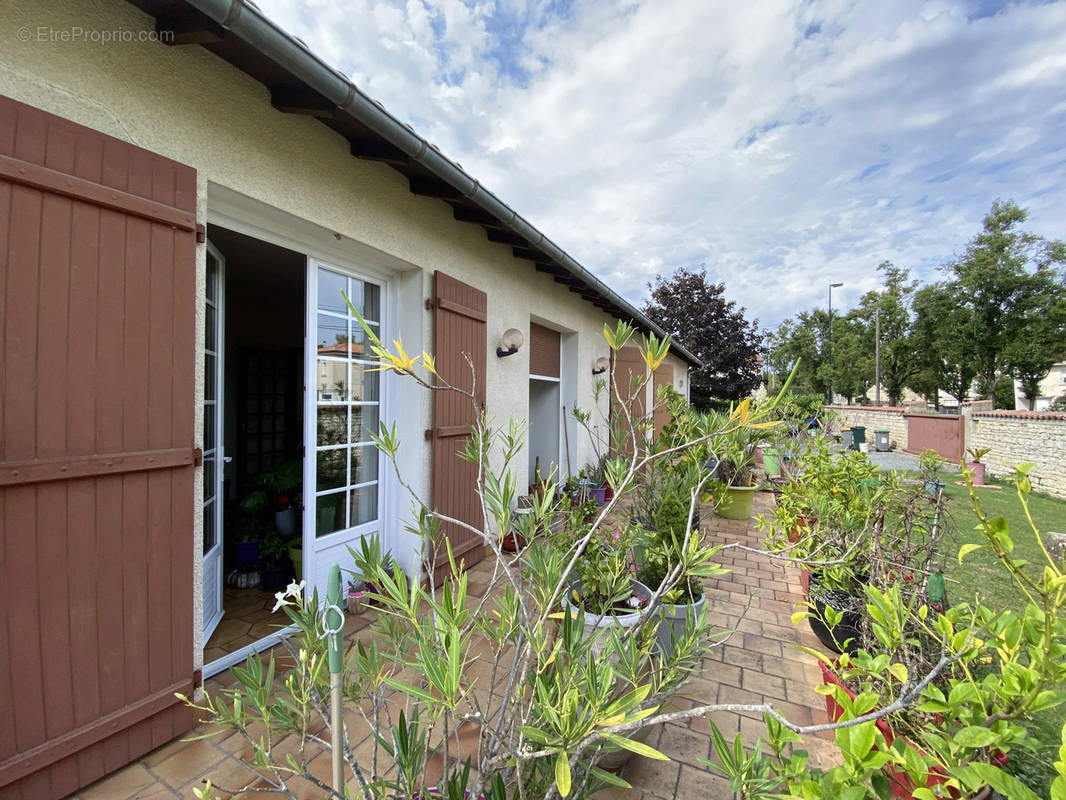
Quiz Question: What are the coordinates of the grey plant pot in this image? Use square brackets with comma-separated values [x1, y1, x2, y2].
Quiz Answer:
[654, 591, 707, 660]
[563, 579, 654, 656]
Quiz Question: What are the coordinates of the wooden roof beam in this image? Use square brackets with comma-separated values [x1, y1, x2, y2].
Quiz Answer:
[271, 86, 336, 118]
[486, 229, 527, 247]
[157, 11, 224, 45]
[350, 137, 409, 165]
[410, 177, 463, 201]
[454, 206, 506, 228]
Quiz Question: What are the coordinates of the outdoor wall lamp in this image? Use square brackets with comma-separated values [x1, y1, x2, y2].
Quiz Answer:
[592, 356, 609, 375]
[496, 328, 524, 357]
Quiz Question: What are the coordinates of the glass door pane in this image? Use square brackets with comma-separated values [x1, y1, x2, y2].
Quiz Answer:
[203, 243, 225, 642]
[312, 267, 382, 538]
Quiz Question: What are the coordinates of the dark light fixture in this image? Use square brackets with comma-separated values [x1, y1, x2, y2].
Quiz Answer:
[592, 356, 609, 375]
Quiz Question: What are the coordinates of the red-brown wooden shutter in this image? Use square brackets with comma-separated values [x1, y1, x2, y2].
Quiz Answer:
[0, 95, 197, 800]
[529, 322, 560, 378]
[430, 271, 487, 586]
[653, 364, 675, 437]
[611, 346, 648, 455]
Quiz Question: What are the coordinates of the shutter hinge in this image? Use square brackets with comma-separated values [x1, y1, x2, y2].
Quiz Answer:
[195, 223, 206, 244]
[425, 298, 434, 310]
[424, 429, 433, 441]
[193, 447, 204, 466]
[193, 669, 203, 690]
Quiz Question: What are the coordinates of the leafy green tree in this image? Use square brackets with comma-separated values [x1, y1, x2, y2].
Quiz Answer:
[853, 263, 919, 405]
[947, 200, 1066, 397]
[643, 267, 765, 405]
[910, 282, 978, 406]
[766, 310, 827, 397]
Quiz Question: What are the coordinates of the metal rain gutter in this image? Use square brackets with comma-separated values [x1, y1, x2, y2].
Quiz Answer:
[182, 0, 700, 367]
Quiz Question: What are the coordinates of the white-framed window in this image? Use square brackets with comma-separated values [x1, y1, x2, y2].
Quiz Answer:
[313, 267, 382, 538]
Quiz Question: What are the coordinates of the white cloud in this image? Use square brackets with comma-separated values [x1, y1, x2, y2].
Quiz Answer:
[254, 0, 1066, 326]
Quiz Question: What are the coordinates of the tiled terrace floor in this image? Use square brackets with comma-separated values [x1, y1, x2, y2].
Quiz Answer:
[69, 493, 838, 800]
[203, 587, 289, 664]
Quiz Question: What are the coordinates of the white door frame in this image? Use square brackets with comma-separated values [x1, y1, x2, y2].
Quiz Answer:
[302, 258, 389, 599]
[202, 240, 226, 642]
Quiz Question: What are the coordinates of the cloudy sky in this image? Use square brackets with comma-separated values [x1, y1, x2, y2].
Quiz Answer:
[255, 0, 1066, 328]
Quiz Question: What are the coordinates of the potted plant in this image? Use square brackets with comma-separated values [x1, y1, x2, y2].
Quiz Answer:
[259, 533, 289, 591]
[288, 539, 302, 580]
[711, 410, 768, 521]
[231, 515, 266, 567]
[965, 447, 991, 486]
[635, 481, 724, 658]
[241, 459, 303, 537]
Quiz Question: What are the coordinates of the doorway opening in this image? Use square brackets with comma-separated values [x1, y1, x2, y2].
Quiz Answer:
[528, 322, 562, 483]
[203, 225, 306, 668]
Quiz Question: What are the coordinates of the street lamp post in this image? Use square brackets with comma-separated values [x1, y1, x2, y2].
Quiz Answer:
[828, 282, 843, 404]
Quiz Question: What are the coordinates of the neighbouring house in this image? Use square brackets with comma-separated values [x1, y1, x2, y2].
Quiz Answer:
[0, 2, 699, 797]
[1014, 361, 1066, 410]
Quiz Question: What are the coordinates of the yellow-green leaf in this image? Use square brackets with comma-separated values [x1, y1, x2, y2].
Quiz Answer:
[555, 752, 571, 797]
[958, 543, 984, 563]
[600, 732, 670, 760]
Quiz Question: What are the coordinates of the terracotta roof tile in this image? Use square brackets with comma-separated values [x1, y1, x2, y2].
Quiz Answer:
[973, 410, 1066, 421]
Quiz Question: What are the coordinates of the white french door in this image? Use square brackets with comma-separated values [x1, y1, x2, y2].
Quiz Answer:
[202, 241, 226, 641]
[302, 260, 386, 597]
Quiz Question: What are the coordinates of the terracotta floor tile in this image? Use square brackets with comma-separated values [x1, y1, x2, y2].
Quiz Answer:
[74, 762, 159, 799]
[149, 738, 227, 789]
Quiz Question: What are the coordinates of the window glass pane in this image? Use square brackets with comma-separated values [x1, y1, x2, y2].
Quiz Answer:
[351, 363, 379, 402]
[350, 445, 378, 485]
[206, 251, 217, 302]
[205, 304, 216, 350]
[317, 359, 349, 402]
[204, 354, 215, 400]
[316, 313, 349, 357]
[204, 403, 215, 451]
[203, 499, 216, 551]
[351, 405, 379, 444]
[318, 269, 348, 314]
[316, 492, 345, 537]
[203, 457, 215, 503]
[362, 283, 380, 322]
[317, 449, 347, 493]
[349, 485, 378, 527]
[317, 406, 346, 447]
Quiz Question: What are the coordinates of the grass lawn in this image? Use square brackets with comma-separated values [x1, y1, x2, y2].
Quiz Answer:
[930, 470, 1065, 797]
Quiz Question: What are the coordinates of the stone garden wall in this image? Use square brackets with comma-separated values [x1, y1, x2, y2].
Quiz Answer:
[824, 405, 907, 450]
[969, 411, 1066, 500]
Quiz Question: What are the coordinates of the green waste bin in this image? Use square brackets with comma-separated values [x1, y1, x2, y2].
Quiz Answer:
[875, 430, 890, 452]
[850, 425, 866, 450]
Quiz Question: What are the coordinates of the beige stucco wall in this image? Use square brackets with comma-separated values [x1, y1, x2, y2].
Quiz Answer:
[970, 414, 1066, 499]
[1, 0, 691, 663]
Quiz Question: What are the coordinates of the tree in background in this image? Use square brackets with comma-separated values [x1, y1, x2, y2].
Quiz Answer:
[643, 266, 765, 406]
[853, 263, 919, 405]
[767, 200, 1065, 409]
[766, 310, 827, 397]
[947, 200, 1066, 397]
[910, 281, 978, 407]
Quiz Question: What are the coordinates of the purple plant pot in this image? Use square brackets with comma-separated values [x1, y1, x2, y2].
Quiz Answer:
[589, 487, 608, 505]
[234, 540, 261, 567]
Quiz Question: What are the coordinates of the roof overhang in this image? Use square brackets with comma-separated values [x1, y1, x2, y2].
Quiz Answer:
[124, 0, 701, 367]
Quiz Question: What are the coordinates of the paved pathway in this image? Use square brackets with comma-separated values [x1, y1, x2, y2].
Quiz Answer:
[69, 494, 837, 799]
